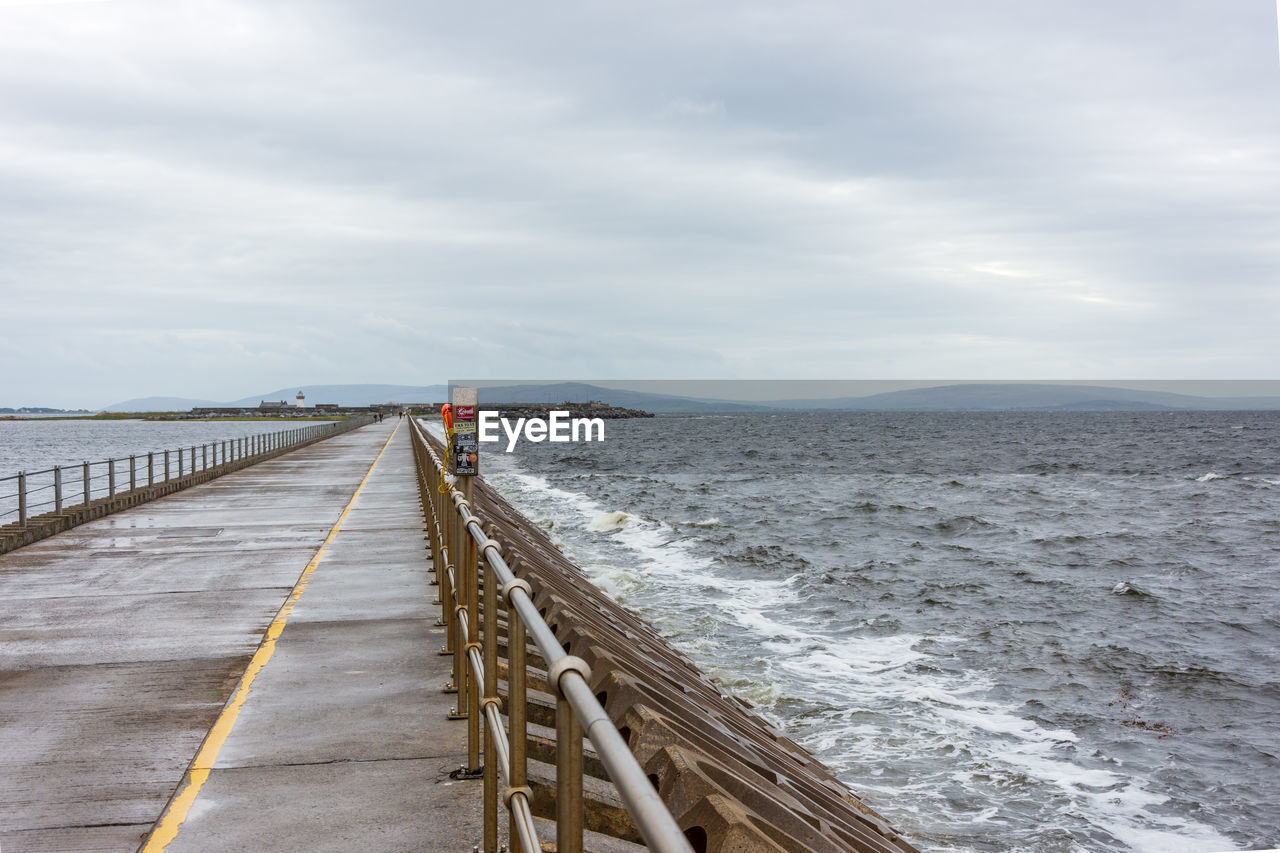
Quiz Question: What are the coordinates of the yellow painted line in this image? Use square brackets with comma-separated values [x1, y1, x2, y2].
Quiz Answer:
[141, 421, 401, 852]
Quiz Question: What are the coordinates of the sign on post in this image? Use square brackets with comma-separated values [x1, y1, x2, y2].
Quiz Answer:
[451, 387, 478, 476]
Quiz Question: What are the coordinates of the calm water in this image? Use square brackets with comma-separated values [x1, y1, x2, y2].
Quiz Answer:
[474, 412, 1279, 853]
[0, 419, 334, 520]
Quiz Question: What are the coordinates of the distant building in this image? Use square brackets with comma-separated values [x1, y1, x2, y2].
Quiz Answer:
[259, 401, 290, 411]
[296, 390, 306, 408]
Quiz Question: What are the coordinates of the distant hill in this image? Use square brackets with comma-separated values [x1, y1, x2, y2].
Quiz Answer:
[100, 395, 226, 412]
[766, 383, 1280, 411]
[467, 382, 769, 413]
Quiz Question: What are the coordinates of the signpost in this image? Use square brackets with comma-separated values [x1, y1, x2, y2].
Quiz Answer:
[451, 387, 478, 476]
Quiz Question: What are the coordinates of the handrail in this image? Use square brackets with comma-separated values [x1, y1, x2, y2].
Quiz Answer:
[407, 416, 693, 853]
[1, 418, 371, 530]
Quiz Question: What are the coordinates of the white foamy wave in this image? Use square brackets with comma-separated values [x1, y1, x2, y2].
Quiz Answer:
[689, 517, 723, 528]
[1195, 472, 1228, 482]
[773, 632, 926, 680]
[480, 451, 804, 650]
[580, 562, 644, 599]
[842, 666, 1233, 853]
[589, 510, 635, 531]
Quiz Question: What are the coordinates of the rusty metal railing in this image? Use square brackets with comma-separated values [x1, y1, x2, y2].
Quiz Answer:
[0, 421, 361, 526]
[1, 419, 373, 558]
[408, 415, 694, 853]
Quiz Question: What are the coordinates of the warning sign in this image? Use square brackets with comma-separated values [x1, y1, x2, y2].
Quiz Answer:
[451, 387, 479, 476]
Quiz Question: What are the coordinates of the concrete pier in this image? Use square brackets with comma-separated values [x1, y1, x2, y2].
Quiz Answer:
[0, 421, 478, 852]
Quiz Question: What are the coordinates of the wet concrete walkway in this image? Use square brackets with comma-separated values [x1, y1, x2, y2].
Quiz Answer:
[0, 420, 479, 852]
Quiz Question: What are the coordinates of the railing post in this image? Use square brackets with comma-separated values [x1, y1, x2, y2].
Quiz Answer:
[190, 446, 195, 473]
[557, 683, 585, 853]
[83, 462, 90, 505]
[483, 529, 499, 853]
[465, 495, 481, 775]
[452, 494, 467, 717]
[508, 572, 530, 853]
[130, 456, 136, 491]
[148, 452, 154, 486]
[202, 444, 207, 471]
[439, 479, 456, 656]
[54, 466, 62, 513]
[178, 448, 184, 479]
[164, 450, 170, 481]
[108, 459, 115, 498]
[17, 472, 26, 526]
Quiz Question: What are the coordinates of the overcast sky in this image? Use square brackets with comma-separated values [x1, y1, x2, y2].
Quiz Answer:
[2, 0, 1277, 408]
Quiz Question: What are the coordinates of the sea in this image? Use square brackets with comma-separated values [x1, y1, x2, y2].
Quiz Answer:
[473, 411, 1279, 853]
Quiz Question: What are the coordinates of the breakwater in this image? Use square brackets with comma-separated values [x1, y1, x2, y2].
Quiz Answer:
[411, 418, 917, 852]
[481, 402, 655, 420]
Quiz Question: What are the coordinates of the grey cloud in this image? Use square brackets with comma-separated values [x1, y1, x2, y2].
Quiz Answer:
[1, 0, 1276, 406]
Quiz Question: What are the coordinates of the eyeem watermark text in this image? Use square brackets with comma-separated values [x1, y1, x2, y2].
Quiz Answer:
[478, 410, 605, 452]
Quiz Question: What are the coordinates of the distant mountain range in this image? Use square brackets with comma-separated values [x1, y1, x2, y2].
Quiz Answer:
[766, 383, 1280, 411]
[98, 382, 1280, 413]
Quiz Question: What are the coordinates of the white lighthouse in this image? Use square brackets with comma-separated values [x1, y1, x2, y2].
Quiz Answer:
[296, 390, 306, 408]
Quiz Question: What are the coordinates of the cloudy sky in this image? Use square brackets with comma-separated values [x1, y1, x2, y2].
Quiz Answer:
[2, 0, 1277, 408]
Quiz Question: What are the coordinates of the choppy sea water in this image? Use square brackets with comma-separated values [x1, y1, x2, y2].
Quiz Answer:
[468, 412, 1279, 853]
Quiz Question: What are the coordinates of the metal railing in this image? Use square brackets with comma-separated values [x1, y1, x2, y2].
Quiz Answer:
[408, 416, 693, 853]
[1, 421, 363, 527]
